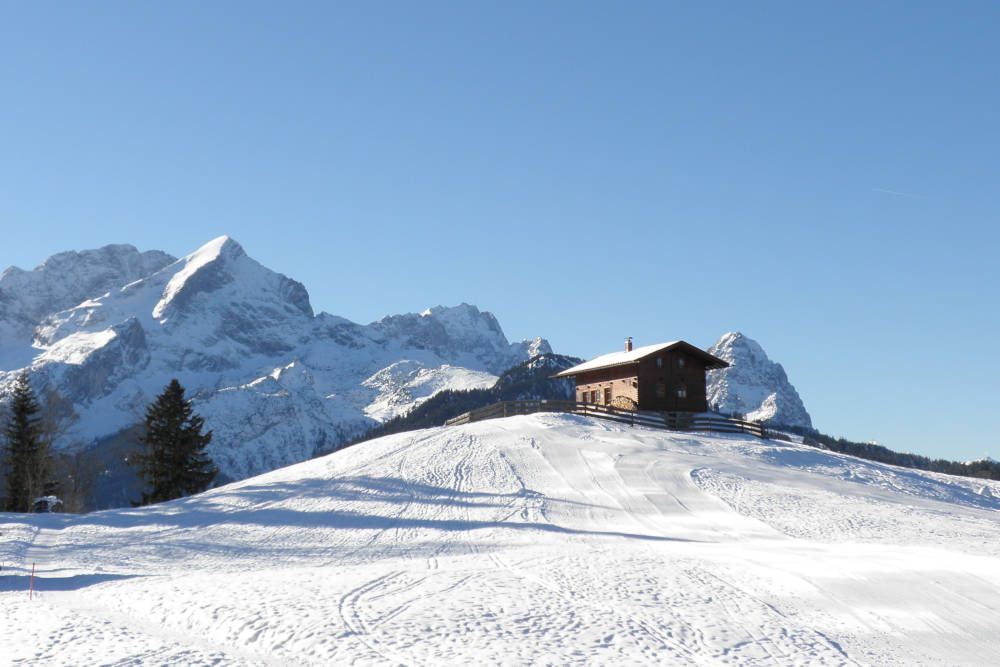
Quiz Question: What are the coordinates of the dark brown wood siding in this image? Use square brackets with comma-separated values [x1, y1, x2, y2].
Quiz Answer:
[635, 349, 709, 412]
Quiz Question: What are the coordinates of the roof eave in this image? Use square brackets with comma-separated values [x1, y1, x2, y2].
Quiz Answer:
[552, 360, 640, 379]
[552, 341, 730, 377]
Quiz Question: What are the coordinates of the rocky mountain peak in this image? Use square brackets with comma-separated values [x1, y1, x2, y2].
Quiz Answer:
[707, 331, 812, 429]
[421, 303, 504, 337]
[152, 235, 311, 322]
[0, 243, 176, 325]
[713, 331, 760, 355]
[0, 244, 176, 368]
[374, 302, 547, 373]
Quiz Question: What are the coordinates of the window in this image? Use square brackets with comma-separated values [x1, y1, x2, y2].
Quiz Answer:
[603, 387, 612, 405]
[590, 390, 598, 403]
[655, 382, 666, 398]
[676, 383, 687, 399]
[579, 390, 587, 403]
[656, 356, 663, 368]
[678, 357, 686, 369]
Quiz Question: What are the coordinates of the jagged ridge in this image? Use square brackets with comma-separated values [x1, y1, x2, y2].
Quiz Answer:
[706, 331, 812, 429]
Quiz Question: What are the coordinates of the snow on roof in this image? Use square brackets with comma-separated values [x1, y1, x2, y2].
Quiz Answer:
[553, 341, 679, 377]
[553, 340, 728, 378]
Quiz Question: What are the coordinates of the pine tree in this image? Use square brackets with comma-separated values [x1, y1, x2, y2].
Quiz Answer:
[3, 372, 52, 512]
[132, 379, 217, 506]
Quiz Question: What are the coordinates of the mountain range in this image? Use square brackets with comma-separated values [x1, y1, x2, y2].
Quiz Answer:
[0, 236, 812, 499]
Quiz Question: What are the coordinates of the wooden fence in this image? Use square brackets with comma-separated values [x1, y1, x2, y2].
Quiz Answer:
[444, 400, 768, 439]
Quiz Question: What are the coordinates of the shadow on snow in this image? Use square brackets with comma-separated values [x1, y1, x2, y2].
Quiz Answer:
[0, 572, 139, 592]
[17, 475, 702, 545]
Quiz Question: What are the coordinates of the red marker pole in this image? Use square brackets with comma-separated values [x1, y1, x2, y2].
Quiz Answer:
[29, 562, 35, 600]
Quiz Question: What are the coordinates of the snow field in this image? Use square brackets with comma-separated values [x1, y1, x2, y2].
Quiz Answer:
[2, 413, 1000, 664]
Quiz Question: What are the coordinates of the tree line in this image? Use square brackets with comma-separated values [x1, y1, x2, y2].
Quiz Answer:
[793, 427, 1000, 481]
[1, 373, 216, 513]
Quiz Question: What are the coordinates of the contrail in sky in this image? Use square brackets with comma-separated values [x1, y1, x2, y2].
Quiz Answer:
[872, 187, 918, 198]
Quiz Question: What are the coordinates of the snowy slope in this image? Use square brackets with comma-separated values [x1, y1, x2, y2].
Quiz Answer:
[0, 237, 549, 485]
[707, 332, 813, 428]
[2, 415, 998, 665]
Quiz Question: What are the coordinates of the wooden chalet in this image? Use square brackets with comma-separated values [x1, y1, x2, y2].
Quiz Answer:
[552, 338, 728, 413]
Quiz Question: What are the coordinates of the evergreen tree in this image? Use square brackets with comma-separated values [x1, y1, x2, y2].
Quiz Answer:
[132, 379, 217, 506]
[3, 372, 53, 512]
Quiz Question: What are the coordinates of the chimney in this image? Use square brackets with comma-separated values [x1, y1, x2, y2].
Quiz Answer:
[625, 336, 633, 352]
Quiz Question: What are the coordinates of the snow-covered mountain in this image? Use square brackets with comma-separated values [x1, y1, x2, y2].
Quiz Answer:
[706, 331, 813, 429]
[0, 244, 174, 369]
[0, 236, 550, 483]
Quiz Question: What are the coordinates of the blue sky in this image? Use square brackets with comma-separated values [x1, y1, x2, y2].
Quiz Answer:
[2, 2, 998, 459]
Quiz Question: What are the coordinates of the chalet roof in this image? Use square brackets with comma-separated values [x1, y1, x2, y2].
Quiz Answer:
[552, 340, 729, 378]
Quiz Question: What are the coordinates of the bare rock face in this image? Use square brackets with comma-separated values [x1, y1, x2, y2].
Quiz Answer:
[33, 317, 151, 405]
[0, 236, 550, 496]
[707, 332, 813, 429]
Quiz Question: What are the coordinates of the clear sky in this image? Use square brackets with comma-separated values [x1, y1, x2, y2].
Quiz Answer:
[2, 2, 998, 460]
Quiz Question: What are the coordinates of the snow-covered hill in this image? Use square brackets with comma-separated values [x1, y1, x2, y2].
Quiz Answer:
[707, 331, 813, 428]
[2, 414, 998, 664]
[0, 237, 549, 484]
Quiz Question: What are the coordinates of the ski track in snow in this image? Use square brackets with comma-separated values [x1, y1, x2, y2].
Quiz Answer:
[3, 413, 1000, 665]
